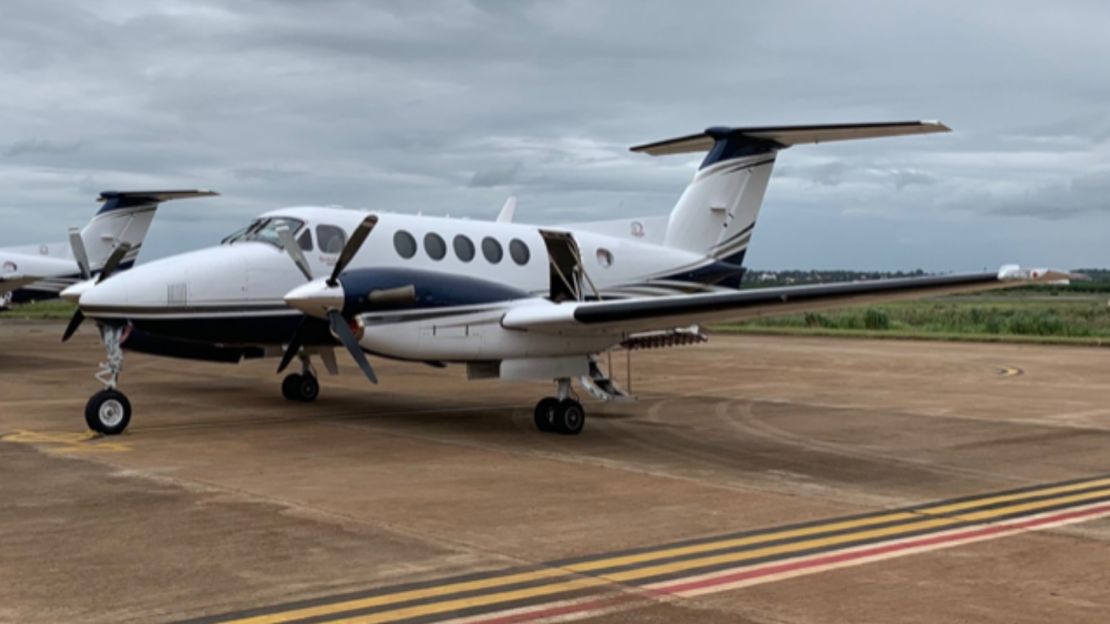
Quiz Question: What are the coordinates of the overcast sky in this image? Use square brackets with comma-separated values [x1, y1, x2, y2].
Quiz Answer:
[2, 0, 1108, 270]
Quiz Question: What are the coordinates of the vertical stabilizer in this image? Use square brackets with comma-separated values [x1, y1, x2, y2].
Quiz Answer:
[630, 121, 949, 281]
[79, 190, 218, 270]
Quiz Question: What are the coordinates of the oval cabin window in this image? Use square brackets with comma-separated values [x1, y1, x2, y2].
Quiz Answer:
[596, 248, 613, 268]
[453, 235, 475, 262]
[394, 230, 417, 259]
[481, 237, 503, 263]
[424, 232, 447, 260]
[509, 239, 530, 265]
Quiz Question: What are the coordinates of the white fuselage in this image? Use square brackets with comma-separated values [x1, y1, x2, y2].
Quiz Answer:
[73, 206, 725, 364]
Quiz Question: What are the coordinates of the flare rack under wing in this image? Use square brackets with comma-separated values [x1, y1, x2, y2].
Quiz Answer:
[501, 268, 1070, 336]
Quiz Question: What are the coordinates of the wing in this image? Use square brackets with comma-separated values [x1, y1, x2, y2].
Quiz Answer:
[0, 275, 39, 295]
[501, 267, 1070, 335]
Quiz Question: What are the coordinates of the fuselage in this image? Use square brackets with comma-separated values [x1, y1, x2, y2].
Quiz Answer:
[71, 206, 738, 362]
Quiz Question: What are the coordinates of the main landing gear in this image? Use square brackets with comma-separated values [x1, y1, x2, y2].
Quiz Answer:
[534, 378, 585, 435]
[85, 325, 132, 435]
[281, 355, 320, 402]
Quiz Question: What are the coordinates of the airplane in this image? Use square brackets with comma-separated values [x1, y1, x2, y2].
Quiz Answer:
[0, 190, 217, 307]
[58, 121, 1067, 437]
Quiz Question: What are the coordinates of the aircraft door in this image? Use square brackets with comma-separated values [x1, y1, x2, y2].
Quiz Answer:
[538, 230, 594, 302]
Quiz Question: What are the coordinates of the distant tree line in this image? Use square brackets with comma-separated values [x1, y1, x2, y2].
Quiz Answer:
[740, 268, 1110, 293]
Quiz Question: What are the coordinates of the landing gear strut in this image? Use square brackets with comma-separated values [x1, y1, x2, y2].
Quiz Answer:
[534, 378, 585, 435]
[85, 324, 132, 435]
[281, 355, 320, 402]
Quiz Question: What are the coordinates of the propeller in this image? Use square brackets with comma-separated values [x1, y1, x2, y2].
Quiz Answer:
[328, 216, 376, 286]
[275, 225, 313, 281]
[61, 242, 132, 342]
[273, 216, 381, 383]
[68, 227, 91, 280]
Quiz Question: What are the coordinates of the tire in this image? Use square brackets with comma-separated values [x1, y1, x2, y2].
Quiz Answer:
[298, 374, 320, 402]
[533, 397, 559, 432]
[85, 389, 132, 435]
[554, 399, 585, 435]
[281, 374, 303, 401]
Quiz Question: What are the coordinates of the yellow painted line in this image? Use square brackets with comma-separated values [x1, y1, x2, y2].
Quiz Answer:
[600, 487, 1110, 585]
[225, 483, 1110, 624]
[338, 487, 1110, 624]
[568, 476, 1110, 574]
[1, 429, 130, 453]
[917, 477, 1110, 515]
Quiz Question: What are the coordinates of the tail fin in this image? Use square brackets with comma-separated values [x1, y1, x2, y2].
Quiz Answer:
[632, 121, 949, 280]
[79, 190, 218, 270]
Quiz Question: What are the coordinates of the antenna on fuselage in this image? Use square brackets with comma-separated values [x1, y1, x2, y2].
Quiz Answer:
[496, 196, 517, 223]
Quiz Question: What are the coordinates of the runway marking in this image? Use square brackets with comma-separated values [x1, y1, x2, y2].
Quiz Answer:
[997, 366, 1024, 377]
[186, 475, 1110, 624]
[0, 429, 131, 453]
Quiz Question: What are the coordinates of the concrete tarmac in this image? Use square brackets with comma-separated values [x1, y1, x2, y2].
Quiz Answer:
[1, 320, 1108, 623]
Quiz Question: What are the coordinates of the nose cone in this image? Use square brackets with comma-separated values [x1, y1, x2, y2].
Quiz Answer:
[284, 280, 344, 319]
[60, 279, 95, 304]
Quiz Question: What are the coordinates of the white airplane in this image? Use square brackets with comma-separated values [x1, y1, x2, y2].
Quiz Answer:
[0, 190, 217, 307]
[59, 121, 1067, 436]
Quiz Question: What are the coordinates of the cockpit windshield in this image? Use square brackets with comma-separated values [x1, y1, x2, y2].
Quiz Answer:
[221, 217, 305, 247]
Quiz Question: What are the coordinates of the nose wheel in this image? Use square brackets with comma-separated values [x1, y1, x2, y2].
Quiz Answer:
[533, 378, 585, 435]
[85, 388, 132, 435]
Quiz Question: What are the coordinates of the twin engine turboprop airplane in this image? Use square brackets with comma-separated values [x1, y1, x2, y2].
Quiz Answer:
[60, 121, 1067, 436]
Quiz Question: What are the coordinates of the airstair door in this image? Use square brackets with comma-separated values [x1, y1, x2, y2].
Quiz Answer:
[538, 230, 584, 302]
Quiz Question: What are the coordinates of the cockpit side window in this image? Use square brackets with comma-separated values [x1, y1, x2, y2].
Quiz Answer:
[221, 217, 305, 248]
[297, 228, 313, 251]
[316, 225, 347, 254]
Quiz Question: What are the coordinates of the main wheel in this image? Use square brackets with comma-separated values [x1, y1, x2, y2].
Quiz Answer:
[534, 397, 559, 432]
[85, 389, 132, 435]
[281, 374, 303, 401]
[282, 373, 320, 402]
[553, 399, 585, 435]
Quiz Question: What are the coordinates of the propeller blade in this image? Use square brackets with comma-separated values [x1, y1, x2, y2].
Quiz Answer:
[61, 309, 85, 342]
[276, 317, 309, 373]
[68, 228, 91, 280]
[97, 242, 132, 283]
[327, 309, 377, 384]
[276, 225, 313, 281]
[328, 215, 378, 287]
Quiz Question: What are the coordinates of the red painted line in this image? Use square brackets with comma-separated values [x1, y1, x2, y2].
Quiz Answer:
[462, 503, 1110, 624]
[654, 503, 1110, 596]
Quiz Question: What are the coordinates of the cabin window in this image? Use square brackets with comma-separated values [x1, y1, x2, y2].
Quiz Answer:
[424, 232, 447, 260]
[481, 237, 503, 263]
[453, 235, 475, 262]
[394, 230, 417, 259]
[317, 225, 346, 254]
[509, 239, 530, 265]
[297, 229, 313, 251]
[596, 248, 613, 268]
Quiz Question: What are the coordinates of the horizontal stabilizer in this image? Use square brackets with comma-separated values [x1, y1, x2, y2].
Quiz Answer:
[630, 121, 950, 156]
[98, 190, 218, 213]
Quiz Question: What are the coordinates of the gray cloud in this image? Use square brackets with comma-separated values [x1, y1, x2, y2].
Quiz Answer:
[0, 0, 1108, 268]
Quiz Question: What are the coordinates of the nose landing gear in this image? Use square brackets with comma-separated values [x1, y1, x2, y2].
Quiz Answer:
[85, 324, 132, 435]
[533, 378, 585, 435]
